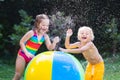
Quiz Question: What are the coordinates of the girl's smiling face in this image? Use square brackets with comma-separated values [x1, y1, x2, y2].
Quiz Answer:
[38, 19, 49, 34]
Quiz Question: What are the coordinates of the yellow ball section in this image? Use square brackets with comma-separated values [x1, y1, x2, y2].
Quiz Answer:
[24, 51, 54, 80]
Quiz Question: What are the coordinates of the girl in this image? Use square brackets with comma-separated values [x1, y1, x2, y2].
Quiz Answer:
[13, 14, 60, 80]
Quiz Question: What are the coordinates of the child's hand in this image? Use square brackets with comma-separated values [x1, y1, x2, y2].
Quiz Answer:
[25, 52, 34, 58]
[59, 47, 67, 52]
[66, 29, 73, 37]
[53, 36, 60, 44]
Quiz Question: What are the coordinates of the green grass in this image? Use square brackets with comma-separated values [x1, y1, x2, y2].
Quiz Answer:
[0, 64, 14, 80]
[104, 55, 120, 80]
[0, 55, 120, 80]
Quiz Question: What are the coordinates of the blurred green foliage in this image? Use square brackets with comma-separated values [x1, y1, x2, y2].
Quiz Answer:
[9, 10, 33, 46]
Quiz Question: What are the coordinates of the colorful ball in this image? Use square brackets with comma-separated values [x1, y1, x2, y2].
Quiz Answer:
[24, 51, 84, 80]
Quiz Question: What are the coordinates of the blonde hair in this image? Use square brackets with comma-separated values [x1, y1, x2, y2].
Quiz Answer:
[77, 26, 94, 41]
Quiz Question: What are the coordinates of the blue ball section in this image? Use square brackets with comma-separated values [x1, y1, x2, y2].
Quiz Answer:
[52, 51, 84, 80]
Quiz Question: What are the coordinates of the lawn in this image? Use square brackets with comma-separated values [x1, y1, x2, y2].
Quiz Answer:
[0, 55, 120, 80]
[104, 55, 120, 80]
[0, 63, 14, 80]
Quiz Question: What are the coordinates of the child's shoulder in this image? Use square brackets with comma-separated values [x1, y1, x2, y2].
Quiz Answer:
[87, 41, 94, 45]
[25, 30, 34, 36]
[86, 41, 95, 47]
[43, 33, 49, 37]
[43, 33, 49, 39]
[28, 30, 35, 34]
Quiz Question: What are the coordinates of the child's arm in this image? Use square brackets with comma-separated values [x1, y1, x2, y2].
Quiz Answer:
[65, 29, 79, 48]
[60, 41, 92, 54]
[44, 34, 60, 50]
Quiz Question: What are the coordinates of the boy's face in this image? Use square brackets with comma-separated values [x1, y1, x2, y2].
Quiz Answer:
[38, 19, 49, 34]
[79, 29, 92, 43]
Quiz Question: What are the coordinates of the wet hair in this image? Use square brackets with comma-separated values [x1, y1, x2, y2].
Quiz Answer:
[33, 14, 49, 30]
[77, 26, 94, 41]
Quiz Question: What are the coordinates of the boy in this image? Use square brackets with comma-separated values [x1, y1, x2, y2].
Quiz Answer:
[59, 26, 104, 80]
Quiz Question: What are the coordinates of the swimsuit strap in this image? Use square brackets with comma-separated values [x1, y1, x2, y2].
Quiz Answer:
[33, 30, 37, 35]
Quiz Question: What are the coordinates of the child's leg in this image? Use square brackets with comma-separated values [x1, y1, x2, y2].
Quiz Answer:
[93, 62, 104, 80]
[85, 63, 93, 80]
[12, 56, 26, 80]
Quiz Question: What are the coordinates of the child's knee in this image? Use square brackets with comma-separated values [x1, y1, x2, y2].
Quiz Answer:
[15, 72, 21, 78]
[13, 72, 21, 80]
